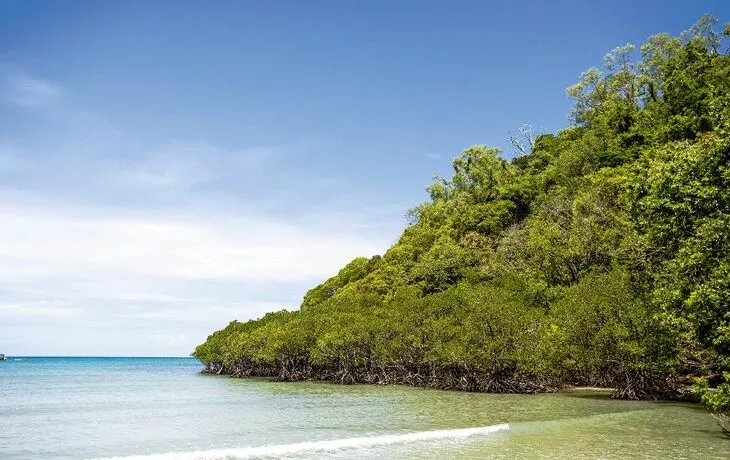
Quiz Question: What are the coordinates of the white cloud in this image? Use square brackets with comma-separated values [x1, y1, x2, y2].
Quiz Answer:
[0, 200, 390, 355]
[0, 70, 402, 356]
[0, 203, 380, 282]
[0, 301, 84, 318]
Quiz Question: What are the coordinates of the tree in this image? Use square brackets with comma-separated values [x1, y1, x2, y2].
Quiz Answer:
[695, 374, 730, 436]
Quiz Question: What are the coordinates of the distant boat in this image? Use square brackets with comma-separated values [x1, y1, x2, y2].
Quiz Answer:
[0, 354, 6, 360]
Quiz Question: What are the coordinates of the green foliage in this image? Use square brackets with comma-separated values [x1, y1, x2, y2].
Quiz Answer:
[695, 374, 730, 436]
[193, 17, 730, 416]
[548, 269, 679, 397]
[301, 256, 381, 310]
[632, 133, 730, 356]
[409, 236, 477, 293]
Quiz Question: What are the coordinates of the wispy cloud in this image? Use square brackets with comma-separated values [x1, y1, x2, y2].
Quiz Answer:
[0, 69, 401, 356]
[0, 70, 277, 199]
[0, 142, 33, 172]
[0, 199, 390, 355]
[118, 141, 275, 190]
[2, 74, 62, 107]
[0, 301, 84, 318]
[0, 202, 383, 283]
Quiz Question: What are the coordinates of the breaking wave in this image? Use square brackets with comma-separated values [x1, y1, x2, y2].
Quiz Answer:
[93, 423, 509, 459]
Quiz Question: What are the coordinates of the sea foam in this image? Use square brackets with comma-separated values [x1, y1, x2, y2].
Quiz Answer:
[92, 424, 509, 460]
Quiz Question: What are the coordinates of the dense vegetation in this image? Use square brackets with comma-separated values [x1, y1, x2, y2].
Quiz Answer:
[194, 17, 730, 404]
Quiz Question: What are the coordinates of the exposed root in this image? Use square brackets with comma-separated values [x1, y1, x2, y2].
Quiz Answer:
[710, 413, 730, 437]
[610, 372, 679, 400]
[203, 360, 556, 394]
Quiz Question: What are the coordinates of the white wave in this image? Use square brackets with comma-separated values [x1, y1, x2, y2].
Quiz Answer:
[92, 424, 509, 460]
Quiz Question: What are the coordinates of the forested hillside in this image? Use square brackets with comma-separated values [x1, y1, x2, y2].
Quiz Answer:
[194, 17, 730, 400]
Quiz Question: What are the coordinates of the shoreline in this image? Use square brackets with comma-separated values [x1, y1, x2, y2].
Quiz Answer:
[199, 362, 697, 402]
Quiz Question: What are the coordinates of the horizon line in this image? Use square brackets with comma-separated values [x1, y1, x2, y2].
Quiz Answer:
[1, 355, 197, 359]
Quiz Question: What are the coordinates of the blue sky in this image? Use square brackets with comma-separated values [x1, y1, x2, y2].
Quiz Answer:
[1, 1, 728, 356]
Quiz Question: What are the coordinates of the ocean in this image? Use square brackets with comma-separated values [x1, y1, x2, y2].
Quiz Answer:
[0, 357, 727, 459]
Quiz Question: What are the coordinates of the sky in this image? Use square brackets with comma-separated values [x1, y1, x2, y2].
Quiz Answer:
[1, 1, 728, 356]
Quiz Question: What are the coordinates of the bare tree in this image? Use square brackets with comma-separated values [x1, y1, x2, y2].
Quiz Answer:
[509, 123, 536, 156]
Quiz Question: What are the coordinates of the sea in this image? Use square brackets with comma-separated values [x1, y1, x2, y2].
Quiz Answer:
[0, 357, 727, 459]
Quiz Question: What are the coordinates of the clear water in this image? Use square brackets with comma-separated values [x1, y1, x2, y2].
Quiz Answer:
[0, 357, 727, 459]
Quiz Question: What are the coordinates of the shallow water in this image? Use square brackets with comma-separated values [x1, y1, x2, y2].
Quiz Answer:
[0, 357, 727, 459]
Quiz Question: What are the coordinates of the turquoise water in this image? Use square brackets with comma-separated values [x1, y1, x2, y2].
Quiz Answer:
[0, 357, 727, 459]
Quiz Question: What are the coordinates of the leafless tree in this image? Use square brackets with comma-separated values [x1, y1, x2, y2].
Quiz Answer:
[509, 123, 536, 156]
